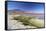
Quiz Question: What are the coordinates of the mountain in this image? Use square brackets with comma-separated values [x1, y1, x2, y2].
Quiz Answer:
[8, 9, 25, 15]
[8, 9, 24, 12]
[8, 9, 44, 15]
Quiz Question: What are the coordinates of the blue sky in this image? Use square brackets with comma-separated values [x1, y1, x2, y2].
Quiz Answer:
[7, 2, 44, 13]
[7, 0, 16, 1]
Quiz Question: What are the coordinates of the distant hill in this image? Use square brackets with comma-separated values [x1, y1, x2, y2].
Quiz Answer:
[8, 9, 24, 14]
[8, 9, 24, 12]
[8, 9, 44, 16]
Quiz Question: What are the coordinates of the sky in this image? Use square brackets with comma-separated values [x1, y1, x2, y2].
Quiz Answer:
[7, 1, 45, 13]
[7, 0, 15, 1]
